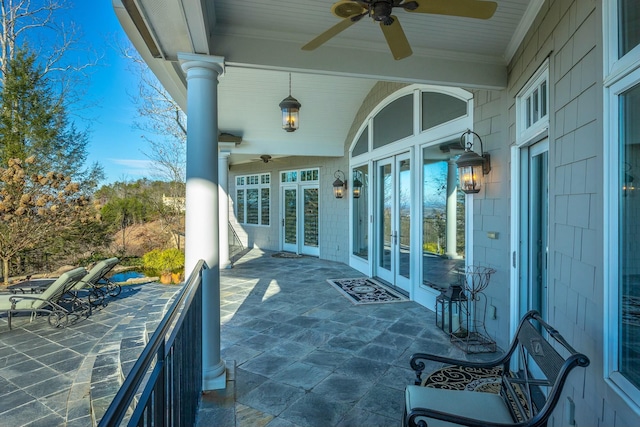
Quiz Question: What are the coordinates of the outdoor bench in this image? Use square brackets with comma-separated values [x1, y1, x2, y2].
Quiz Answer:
[403, 310, 590, 427]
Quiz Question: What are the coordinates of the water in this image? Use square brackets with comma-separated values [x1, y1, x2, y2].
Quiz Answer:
[109, 271, 146, 282]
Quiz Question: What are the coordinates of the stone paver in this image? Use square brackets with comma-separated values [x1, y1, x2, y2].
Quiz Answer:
[199, 249, 496, 427]
[0, 281, 181, 427]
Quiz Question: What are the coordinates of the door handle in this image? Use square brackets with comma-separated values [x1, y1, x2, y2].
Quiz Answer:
[391, 231, 397, 245]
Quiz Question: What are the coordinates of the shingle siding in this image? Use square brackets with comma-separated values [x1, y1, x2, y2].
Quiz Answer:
[470, 0, 638, 425]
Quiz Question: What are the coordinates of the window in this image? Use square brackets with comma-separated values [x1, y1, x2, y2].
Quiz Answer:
[605, 0, 640, 405]
[618, 80, 640, 389]
[352, 126, 369, 157]
[236, 173, 270, 226]
[516, 60, 549, 143]
[619, 0, 640, 58]
[373, 94, 413, 149]
[280, 169, 319, 184]
[421, 92, 467, 131]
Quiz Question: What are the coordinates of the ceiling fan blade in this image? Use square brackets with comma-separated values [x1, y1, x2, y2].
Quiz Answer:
[380, 16, 412, 60]
[302, 17, 359, 51]
[406, 0, 497, 19]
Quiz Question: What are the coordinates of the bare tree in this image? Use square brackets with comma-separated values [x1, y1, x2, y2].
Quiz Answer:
[120, 43, 186, 184]
[120, 42, 186, 249]
[0, 157, 91, 286]
[0, 0, 98, 104]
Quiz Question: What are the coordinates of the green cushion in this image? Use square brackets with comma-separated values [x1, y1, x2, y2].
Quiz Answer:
[405, 385, 514, 427]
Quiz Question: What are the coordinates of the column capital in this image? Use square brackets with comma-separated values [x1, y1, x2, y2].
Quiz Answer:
[178, 53, 225, 76]
[218, 143, 235, 155]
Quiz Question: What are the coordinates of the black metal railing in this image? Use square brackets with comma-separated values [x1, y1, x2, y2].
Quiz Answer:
[98, 260, 206, 427]
[229, 222, 245, 264]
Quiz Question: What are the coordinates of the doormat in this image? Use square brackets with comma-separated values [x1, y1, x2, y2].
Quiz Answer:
[271, 252, 302, 258]
[327, 277, 408, 305]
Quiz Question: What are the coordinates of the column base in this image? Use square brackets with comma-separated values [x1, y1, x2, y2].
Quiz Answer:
[203, 360, 227, 391]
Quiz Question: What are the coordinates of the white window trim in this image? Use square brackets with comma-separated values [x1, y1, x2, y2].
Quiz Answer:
[603, 0, 640, 409]
[515, 59, 549, 145]
[236, 173, 271, 226]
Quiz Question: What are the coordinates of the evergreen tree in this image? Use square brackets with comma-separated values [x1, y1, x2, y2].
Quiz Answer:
[0, 50, 104, 282]
[0, 49, 103, 187]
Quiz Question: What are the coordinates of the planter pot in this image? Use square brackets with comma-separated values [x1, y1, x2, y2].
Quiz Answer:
[171, 272, 182, 284]
[160, 272, 172, 284]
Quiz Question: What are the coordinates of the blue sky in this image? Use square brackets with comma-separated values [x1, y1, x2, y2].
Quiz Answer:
[62, 1, 156, 185]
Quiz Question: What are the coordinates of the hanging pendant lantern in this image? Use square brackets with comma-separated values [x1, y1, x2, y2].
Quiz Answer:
[279, 73, 301, 132]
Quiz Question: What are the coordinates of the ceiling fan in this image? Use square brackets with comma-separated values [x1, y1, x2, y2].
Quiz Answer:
[302, 0, 498, 60]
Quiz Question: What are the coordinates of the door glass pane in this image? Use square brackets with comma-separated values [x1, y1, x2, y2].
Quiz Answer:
[284, 189, 297, 244]
[373, 95, 413, 149]
[303, 188, 319, 247]
[422, 146, 465, 289]
[619, 82, 640, 388]
[398, 159, 411, 279]
[246, 189, 259, 224]
[261, 188, 270, 225]
[379, 163, 392, 271]
[619, 0, 640, 58]
[236, 190, 245, 223]
[352, 165, 369, 259]
[529, 150, 548, 318]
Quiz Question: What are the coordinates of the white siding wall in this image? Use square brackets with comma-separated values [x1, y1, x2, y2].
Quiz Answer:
[229, 156, 351, 263]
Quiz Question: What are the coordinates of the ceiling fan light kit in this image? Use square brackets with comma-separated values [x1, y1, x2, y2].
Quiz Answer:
[303, 0, 498, 60]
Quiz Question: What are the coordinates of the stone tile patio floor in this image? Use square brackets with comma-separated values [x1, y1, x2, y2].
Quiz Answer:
[198, 250, 498, 427]
[0, 249, 499, 426]
[0, 281, 181, 426]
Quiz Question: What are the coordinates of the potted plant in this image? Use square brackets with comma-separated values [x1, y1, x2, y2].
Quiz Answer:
[143, 248, 185, 284]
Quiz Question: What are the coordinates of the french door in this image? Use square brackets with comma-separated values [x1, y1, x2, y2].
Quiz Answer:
[281, 184, 319, 256]
[519, 139, 549, 321]
[375, 153, 411, 292]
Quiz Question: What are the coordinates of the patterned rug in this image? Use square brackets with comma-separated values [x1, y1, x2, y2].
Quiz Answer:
[327, 277, 408, 305]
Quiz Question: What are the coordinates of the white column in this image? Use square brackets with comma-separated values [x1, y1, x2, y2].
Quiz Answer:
[180, 53, 226, 391]
[219, 150, 231, 269]
[446, 159, 459, 259]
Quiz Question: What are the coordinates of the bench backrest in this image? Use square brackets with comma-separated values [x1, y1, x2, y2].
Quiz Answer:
[500, 310, 590, 426]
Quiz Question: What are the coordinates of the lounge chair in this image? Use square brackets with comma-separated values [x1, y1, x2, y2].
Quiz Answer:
[0, 267, 87, 329]
[65, 257, 121, 307]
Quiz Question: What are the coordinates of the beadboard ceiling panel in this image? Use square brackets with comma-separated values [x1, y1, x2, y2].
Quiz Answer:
[116, 0, 539, 163]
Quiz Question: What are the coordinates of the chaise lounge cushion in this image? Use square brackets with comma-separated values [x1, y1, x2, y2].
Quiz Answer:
[405, 385, 514, 427]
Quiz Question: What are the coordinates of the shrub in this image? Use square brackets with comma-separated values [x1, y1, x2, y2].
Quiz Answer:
[142, 248, 184, 275]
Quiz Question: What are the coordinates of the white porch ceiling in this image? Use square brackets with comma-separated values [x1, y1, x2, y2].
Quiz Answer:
[114, 0, 542, 165]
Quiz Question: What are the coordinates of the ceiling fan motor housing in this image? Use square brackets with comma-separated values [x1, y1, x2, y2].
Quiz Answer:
[371, 1, 394, 22]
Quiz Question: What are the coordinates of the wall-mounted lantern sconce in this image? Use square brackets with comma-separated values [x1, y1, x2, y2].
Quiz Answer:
[279, 73, 301, 132]
[333, 170, 347, 199]
[352, 172, 363, 199]
[456, 129, 491, 194]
